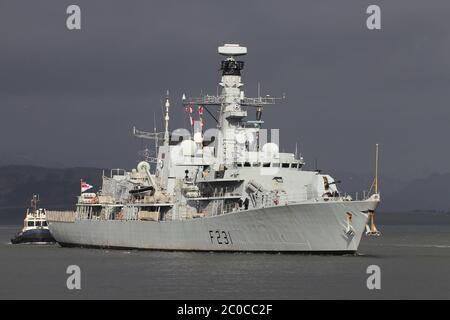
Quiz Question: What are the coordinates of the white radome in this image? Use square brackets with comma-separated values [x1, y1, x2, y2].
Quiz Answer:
[180, 140, 197, 157]
[193, 131, 203, 144]
[218, 44, 247, 56]
[262, 143, 279, 157]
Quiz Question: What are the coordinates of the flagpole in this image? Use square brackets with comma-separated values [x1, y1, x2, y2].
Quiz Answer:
[374, 144, 379, 195]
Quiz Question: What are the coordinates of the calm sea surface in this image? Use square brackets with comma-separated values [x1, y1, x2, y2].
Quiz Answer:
[1, 211, 450, 299]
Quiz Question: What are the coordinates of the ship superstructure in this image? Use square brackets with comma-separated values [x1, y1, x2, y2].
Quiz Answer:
[47, 44, 380, 252]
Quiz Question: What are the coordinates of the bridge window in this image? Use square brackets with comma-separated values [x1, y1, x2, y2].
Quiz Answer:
[282, 163, 290, 168]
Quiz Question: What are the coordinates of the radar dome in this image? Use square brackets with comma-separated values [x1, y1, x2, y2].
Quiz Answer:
[262, 143, 279, 157]
[193, 132, 203, 144]
[180, 140, 197, 157]
[235, 132, 246, 144]
[218, 44, 247, 56]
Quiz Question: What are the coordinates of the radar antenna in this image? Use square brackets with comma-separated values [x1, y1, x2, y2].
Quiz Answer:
[133, 93, 168, 163]
[182, 44, 282, 109]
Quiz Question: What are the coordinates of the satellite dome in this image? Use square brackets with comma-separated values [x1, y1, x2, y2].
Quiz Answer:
[262, 143, 279, 157]
[218, 44, 247, 56]
[180, 140, 197, 157]
[235, 132, 246, 144]
[193, 132, 203, 144]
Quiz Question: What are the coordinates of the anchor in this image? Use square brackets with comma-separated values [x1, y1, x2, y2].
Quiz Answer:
[365, 209, 381, 236]
[365, 144, 381, 237]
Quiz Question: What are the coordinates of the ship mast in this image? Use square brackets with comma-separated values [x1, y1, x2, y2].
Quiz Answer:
[374, 143, 379, 194]
[164, 90, 170, 146]
[132, 94, 168, 163]
[182, 44, 282, 165]
[31, 194, 39, 214]
[368, 143, 380, 196]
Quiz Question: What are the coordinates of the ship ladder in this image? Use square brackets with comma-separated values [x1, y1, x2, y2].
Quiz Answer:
[365, 210, 381, 236]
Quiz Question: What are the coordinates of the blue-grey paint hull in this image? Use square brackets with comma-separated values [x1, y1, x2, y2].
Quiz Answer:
[11, 228, 55, 244]
[48, 200, 378, 252]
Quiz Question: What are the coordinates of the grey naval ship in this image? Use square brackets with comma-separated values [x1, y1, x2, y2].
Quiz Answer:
[47, 44, 381, 253]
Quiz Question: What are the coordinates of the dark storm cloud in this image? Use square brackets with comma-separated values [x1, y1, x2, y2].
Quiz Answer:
[1, 0, 450, 179]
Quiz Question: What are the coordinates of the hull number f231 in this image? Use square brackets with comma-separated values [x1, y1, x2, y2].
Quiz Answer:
[209, 230, 233, 245]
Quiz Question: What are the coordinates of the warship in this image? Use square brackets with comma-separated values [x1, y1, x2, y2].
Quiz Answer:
[47, 44, 380, 252]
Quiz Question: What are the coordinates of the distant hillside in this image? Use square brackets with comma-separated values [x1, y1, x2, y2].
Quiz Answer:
[0, 165, 106, 210]
[310, 170, 450, 212]
[384, 173, 450, 212]
[327, 170, 407, 200]
[1, 165, 449, 215]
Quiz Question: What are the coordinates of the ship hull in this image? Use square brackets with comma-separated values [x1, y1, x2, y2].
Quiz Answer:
[11, 228, 55, 244]
[48, 200, 378, 252]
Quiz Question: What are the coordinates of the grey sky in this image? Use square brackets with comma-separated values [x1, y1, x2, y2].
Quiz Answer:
[1, 0, 449, 180]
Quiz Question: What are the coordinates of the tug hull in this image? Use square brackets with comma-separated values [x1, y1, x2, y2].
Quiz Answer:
[11, 228, 55, 244]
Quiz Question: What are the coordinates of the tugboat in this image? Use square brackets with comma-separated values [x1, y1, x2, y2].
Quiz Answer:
[11, 195, 55, 244]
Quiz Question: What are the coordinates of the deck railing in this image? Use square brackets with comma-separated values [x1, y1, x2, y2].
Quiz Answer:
[254, 190, 375, 209]
[46, 210, 77, 222]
